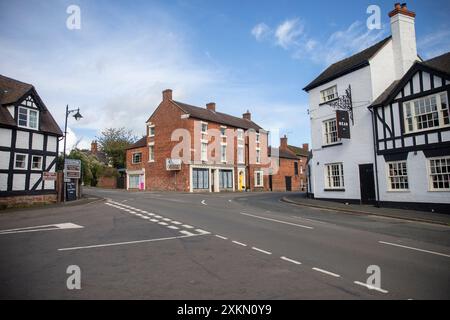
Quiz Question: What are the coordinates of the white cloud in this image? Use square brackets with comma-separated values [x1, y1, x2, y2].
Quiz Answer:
[417, 29, 450, 59]
[251, 23, 271, 41]
[275, 19, 304, 49]
[58, 127, 91, 154]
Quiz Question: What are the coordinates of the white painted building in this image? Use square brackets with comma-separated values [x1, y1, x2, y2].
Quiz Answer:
[0, 75, 63, 205]
[304, 3, 450, 212]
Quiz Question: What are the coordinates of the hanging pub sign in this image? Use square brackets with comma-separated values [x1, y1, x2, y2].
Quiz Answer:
[336, 110, 351, 139]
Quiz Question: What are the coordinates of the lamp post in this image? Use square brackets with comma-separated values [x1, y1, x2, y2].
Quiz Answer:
[62, 105, 83, 202]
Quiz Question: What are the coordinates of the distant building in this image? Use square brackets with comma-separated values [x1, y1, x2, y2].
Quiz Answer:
[0, 74, 63, 207]
[79, 140, 109, 165]
[304, 3, 450, 212]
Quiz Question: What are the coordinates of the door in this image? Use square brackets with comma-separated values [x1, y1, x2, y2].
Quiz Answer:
[269, 175, 273, 191]
[359, 164, 376, 204]
[285, 176, 292, 192]
[211, 169, 215, 192]
[238, 171, 244, 191]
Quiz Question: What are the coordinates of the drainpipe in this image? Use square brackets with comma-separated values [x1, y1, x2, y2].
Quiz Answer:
[369, 108, 381, 208]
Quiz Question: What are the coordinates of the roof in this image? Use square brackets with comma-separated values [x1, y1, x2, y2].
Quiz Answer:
[0, 74, 63, 136]
[268, 147, 299, 160]
[303, 37, 392, 92]
[371, 52, 450, 108]
[172, 101, 262, 130]
[80, 149, 108, 164]
[287, 145, 309, 157]
[126, 136, 147, 150]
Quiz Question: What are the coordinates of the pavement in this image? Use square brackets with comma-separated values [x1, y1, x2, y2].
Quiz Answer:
[282, 193, 450, 226]
[0, 187, 449, 300]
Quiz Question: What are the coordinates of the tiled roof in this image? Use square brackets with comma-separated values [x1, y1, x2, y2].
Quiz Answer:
[126, 136, 147, 150]
[172, 101, 262, 130]
[287, 145, 309, 157]
[268, 147, 299, 160]
[303, 37, 392, 92]
[0, 74, 33, 105]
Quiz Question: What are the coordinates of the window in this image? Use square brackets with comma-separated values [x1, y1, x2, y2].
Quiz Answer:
[31, 155, 43, 170]
[428, 157, 450, 191]
[404, 92, 449, 133]
[221, 144, 226, 163]
[18, 107, 38, 129]
[132, 152, 142, 164]
[387, 161, 409, 190]
[238, 145, 244, 164]
[192, 168, 209, 190]
[219, 170, 233, 189]
[320, 85, 338, 103]
[294, 162, 299, 175]
[256, 149, 261, 164]
[254, 170, 264, 187]
[201, 142, 208, 161]
[323, 119, 339, 145]
[149, 125, 155, 137]
[300, 165, 303, 174]
[256, 133, 260, 143]
[237, 129, 244, 141]
[325, 163, 344, 189]
[129, 175, 140, 189]
[201, 122, 208, 134]
[220, 127, 226, 137]
[14, 153, 27, 169]
[149, 145, 154, 162]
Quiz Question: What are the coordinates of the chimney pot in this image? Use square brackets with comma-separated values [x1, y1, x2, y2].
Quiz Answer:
[302, 143, 309, 151]
[243, 110, 251, 121]
[162, 89, 173, 101]
[280, 135, 288, 150]
[206, 102, 216, 112]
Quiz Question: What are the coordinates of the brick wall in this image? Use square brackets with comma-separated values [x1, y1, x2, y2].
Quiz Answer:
[97, 176, 117, 189]
[0, 194, 57, 209]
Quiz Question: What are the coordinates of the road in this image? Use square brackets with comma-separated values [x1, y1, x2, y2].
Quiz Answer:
[0, 188, 449, 299]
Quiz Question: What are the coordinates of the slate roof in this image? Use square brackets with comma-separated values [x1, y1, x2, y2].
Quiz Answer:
[172, 101, 262, 130]
[0, 74, 63, 136]
[423, 52, 450, 74]
[268, 147, 299, 160]
[126, 136, 147, 150]
[303, 37, 392, 92]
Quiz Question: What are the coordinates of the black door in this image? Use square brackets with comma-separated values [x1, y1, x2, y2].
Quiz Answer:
[269, 175, 273, 191]
[359, 164, 376, 204]
[285, 176, 292, 192]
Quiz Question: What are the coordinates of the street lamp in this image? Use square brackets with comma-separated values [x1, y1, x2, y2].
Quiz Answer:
[62, 105, 83, 202]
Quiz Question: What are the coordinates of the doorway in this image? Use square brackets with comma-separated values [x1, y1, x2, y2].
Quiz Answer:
[358, 164, 376, 204]
[285, 176, 292, 192]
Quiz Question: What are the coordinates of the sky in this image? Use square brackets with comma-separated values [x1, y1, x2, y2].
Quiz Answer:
[1, 0, 449, 151]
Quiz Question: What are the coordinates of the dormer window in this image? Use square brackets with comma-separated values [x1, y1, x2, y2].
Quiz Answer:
[18, 107, 38, 130]
[320, 85, 338, 103]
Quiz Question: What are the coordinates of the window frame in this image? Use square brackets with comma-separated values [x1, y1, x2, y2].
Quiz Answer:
[254, 170, 264, 187]
[31, 155, 43, 170]
[18, 106, 39, 130]
[237, 129, 244, 141]
[148, 144, 155, 162]
[132, 152, 143, 164]
[320, 85, 338, 104]
[324, 162, 345, 190]
[201, 142, 208, 162]
[428, 156, 450, 192]
[255, 148, 261, 164]
[220, 144, 227, 163]
[237, 145, 245, 164]
[323, 118, 340, 146]
[14, 153, 28, 170]
[386, 161, 409, 191]
[148, 125, 155, 137]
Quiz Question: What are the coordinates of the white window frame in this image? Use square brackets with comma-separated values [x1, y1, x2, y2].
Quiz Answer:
[323, 118, 340, 146]
[256, 132, 260, 143]
[237, 145, 245, 164]
[220, 143, 227, 163]
[148, 143, 155, 162]
[14, 153, 28, 170]
[220, 126, 227, 137]
[404, 92, 449, 134]
[237, 129, 244, 141]
[18, 107, 39, 130]
[201, 122, 208, 134]
[31, 155, 43, 170]
[324, 163, 344, 189]
[201, 141, 208, 162]
[256, 148, 261, 164]
[132, 152, 142, 164]
[428, 156, 450, 191]
[386, 161, 409, 191]
[320, 85, 338, 103]
[254, 170, 264, 187]
[148, 124, 155, 137]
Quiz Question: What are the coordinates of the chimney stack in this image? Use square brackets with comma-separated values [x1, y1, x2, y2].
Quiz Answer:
[389, 2, 418, 79]
[91, 141, 98, 154]
[280, 135, 288, 150]
[206, 102, 216, 112]
[243, 110, 251, 121]
[162, 89, 173, 101]
[302, 143, 309, 151]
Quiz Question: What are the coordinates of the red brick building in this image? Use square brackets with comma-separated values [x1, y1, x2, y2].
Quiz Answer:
[125, 89, 270, 192]
[268, 136, 308, 192]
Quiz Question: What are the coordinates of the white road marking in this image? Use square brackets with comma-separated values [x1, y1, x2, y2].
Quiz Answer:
[180, 230, 196, 236]
[150, 219, 159, 223]
[240, 212, 313, 230]
[232, 240, 247, 247]
[201, 200, 207, 205]
[167, 226, 179, 230]
[158, 222, 168, 226]
[228, 199, 232, 203]
[252, 247, 272, 255]
[154, 215, 163, 219]
[195, 229, 211, 235]
[0, 223, 83, 235]
[141, 216, 150, 220]
[312, 267, 340, 278]
[280, 256, 302, 265]
[378, 241, 450, 258]
[354, 281, 389, 294]
[58, 234, 205, 251]
[146, 213, 155, 216]
[182, 224, 194, 229]
[215, 235, 228, 240]
[162, 218, 172, 222]
[171, 221, 182, 225]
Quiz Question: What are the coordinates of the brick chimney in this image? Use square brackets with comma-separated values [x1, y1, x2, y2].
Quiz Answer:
[302, 143, 309, 151]
[162, 89, 173, 101]
[280, 135, 288, 150]
[243, 110, 251, 121]
[206, 102, 216, 112]
[389, 3, 418, 79]
[91, 141, 98, 154]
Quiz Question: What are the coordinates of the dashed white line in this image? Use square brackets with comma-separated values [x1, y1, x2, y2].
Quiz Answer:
[180, 230, 196, 236]
[312, 267, 340, 278]
[172, 221, 182, 225]
[280, 256, 302, 265]
[354, 281, 389, 294]
[378, 241, 450, 258]
[232, 241, 247, 247]
[162, 218, 172, 222]
[150, 219, 159, 223]
[252, 247, 272, 255]
[154, 215, 163, 219]
[146, 213, 155, 216]
[167, 226, 179, 230]
[215, 235, 228, 240]
[195, 229, 211, 235]
[182, 224, 194, 229]
[240, 212, 314, 230]
[158, 222, 168, 226]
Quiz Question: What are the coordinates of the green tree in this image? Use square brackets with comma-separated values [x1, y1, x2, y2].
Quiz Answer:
[96, 127, 137, 169]
[68, 149, 104, 186]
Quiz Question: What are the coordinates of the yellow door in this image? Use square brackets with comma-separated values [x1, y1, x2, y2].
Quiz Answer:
[239, 172, 244, 191]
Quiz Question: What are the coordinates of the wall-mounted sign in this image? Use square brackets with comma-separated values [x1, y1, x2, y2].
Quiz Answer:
[64, 159, 81, 179]
[166, 158, 182, 171]
[336, 110, 351, 139]
[43, 172, 57, 181]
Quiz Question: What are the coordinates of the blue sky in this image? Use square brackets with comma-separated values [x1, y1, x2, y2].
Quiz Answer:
[1, 0, 449, 150]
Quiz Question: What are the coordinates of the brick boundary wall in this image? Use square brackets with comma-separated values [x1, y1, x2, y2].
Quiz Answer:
[97, 176, 117, 189]
[0, 194, 58, 210]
